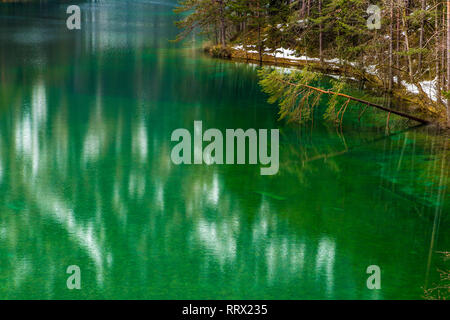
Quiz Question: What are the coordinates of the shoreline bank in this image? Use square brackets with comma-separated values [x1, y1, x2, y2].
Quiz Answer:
[204, 44, 448, 130]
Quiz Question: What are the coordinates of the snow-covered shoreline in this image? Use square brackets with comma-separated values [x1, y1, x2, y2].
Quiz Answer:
[232, 45, 441, 103]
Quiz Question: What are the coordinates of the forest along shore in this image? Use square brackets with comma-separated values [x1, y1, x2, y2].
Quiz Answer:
[213, 45, 435, 125]
[174, 0, 450, 129]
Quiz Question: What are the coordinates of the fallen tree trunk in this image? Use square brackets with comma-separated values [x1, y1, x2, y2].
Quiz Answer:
[234, 48, 442, 124]
[279, 79, 430, 124]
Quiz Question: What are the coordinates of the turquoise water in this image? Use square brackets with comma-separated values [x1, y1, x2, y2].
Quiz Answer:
[0, 0, 448, 299]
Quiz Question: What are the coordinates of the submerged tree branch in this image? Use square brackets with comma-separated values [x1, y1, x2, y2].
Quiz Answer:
[276, 78, 430, 124]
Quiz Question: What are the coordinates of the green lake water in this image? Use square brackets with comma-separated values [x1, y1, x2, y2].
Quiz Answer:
[0, 0, 448, 299]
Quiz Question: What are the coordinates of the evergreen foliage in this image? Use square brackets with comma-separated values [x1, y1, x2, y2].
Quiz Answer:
[174, 0, 450, 125]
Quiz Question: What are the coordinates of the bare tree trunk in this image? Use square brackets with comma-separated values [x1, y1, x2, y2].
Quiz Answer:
[402, 1, 413, 80]
[257, 0, 262, 65]
[319, 0, 323, 63]
[447, 0, 450, 124]
[300, 0, 306, 18]
[389, 0, 394, 91]
[444, 5, 447, 92]
[419, 0, 426, 70]
[217, 0, 226, 46]
[436, 2, 442, 104]
[396, 4, 401, 81]
[215, 25, 219, 45]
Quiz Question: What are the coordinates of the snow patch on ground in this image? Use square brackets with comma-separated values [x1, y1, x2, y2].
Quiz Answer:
[232, 44, 441, 103]
[364, 65, 378, 76]
[233, 45, 320, 62]
[402, 78, 439, 102]
[233, 44, 258, 54]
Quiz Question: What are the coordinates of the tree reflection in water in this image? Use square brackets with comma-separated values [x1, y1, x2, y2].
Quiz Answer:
[0, 0, 447, 300]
